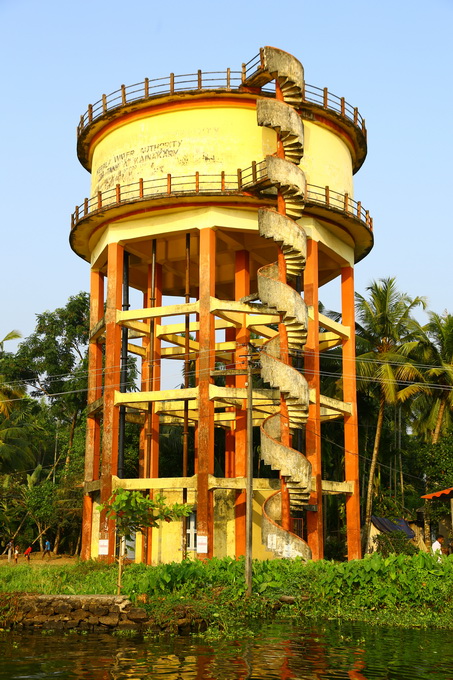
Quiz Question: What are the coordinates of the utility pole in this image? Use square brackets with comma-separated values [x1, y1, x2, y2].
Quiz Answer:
[53, 423, 58, 485]
[245, 349, 254, 596]
[211, 351, 258, 596]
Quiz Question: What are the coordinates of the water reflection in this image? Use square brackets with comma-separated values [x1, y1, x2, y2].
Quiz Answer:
[1, 621, 452, 680]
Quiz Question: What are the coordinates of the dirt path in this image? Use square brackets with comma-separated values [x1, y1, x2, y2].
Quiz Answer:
[1, 553, 79, 567]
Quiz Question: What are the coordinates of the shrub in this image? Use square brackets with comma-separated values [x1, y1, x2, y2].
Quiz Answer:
[373, 531, 419, 558]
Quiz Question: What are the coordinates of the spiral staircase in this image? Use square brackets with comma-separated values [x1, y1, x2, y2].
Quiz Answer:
[242, 48, 312, 560]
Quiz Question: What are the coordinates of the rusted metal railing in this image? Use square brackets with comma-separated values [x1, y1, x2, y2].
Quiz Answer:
[241, 51, 263, 81]
[305, 183, 373, 229]
[78, 71, 243, 133]
[71, 170, 373, 232]
[77, 68, 365, 138]
[300, 83, 365, 132]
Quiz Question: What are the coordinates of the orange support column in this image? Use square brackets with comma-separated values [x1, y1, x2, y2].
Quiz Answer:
[224, 325, 236, 479]
[81, 269, 104, 560]
[100, 242, 123, 562]
[305, 238, 324, 559]
[144, 261, 162, 565]
[196, 228, 216, 559]
[150, 264, 162, 480]
[234, 250, 249, 557]
[139, 283, 150, 481]
[139, 276, 151, 563]
[342, 265, 361, 560]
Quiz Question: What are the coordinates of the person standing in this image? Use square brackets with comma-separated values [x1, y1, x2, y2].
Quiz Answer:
[14, 545, 20, 564]
[6, 540, 13, 562]
[431, 534, 445, 560]
[42, 539, 52, 559]
[24, 545, 32, 563]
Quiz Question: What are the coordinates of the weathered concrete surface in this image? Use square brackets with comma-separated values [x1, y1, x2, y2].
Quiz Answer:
[258, 272, 308, 349]
[261, 414, 311, 507]
[262, 492, 311, 560]
[261, 46, 304, 105]
[257, 100, 304, 164]
[265, 156, 306, 201]
[244, 47, 304, 106]
[258, 208, 307, 275]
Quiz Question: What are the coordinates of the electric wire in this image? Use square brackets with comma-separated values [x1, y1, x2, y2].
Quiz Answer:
[1, 339, 452, 391]
[1, 351, 453, 405]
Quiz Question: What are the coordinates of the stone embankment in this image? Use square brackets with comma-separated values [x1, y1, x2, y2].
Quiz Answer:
[1, 594, 206, 634]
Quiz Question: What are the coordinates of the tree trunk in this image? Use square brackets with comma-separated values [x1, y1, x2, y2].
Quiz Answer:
[364, 393, 385, 553]
[74, 530, 81, 556]
[117, 539, 125, 595]
[31, 524, 50, 550]
[432, 394, 447, 444]
[54, 525, 61, 555]
[36, 522, 44, 551]
[423, 500, 431, 546]
[65, 409, 79, 468]
[399, 451, 404, 509]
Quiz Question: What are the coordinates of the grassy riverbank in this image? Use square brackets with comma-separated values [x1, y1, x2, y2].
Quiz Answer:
[1, 553, 452, 636]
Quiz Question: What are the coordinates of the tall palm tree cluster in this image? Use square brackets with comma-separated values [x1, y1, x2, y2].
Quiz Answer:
[353, 278, 453, 550]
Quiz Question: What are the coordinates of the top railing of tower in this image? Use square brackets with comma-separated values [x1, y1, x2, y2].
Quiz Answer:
[76, 62, 366, 137]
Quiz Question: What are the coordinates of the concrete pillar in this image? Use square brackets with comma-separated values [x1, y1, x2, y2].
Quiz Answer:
[81, 269, 104, 560]
[100, 242, 123, 562]
[342, 265, 361, 560]
[305, 238, 324, 559]
[196, 228, 216, 559]
[234, 250, 249, 556]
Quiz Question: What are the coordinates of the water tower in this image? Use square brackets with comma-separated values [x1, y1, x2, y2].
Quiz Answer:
[71, 47, 372, 563]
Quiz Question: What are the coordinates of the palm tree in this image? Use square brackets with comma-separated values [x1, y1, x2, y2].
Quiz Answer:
[355, 278, 426, 551]
[416, 312, 453, 444]
[0, 330, 21, 355]
[0, 330, 23, 417]
[0, 407, 36, 472]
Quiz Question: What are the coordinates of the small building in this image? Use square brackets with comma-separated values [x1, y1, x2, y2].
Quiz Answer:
[421, 487, 453, 543]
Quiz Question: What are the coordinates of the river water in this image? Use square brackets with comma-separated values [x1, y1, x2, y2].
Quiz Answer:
[1, 621, 452, 679]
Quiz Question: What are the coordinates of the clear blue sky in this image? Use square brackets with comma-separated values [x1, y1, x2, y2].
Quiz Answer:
[1, 0, 451, 346]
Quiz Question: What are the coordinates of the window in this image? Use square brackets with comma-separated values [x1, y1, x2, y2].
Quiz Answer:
[186, 511, 197, 550]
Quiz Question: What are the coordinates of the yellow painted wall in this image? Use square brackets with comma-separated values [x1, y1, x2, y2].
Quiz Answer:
[133, 485, 280, 563]
[213, 489, 236, 557]
[144, 489, 197, 565]
[90, 206, 259, 266]
[301, 217, 355, 266]
[90, 105, 276, 196]
[301, 121, 354, 198]
[252, 490, 283, 560]
[90, 499, 101, 559]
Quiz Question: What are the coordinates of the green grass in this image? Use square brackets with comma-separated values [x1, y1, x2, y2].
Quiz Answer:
[0, 561, 118, 595]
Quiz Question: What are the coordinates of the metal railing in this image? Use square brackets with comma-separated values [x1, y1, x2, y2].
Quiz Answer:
[78, 71, 243, 134]
[77, 66, 365, 137]
[301, 84, 365, 130]
[71, 170, 372, 232]
[305, 183, 372, 229]
[242, 51, 263, 79]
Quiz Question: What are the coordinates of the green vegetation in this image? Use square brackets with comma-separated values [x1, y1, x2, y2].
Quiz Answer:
[1, 555, 453, 636]
[372, 530, 418, 557]
[0, 294, 139, 556]
[102, 488, 191, 593]
[355, 278, 426, 549]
